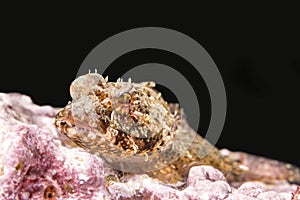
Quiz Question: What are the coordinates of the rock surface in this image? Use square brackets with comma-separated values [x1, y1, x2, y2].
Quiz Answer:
[0, 93, 299, 200]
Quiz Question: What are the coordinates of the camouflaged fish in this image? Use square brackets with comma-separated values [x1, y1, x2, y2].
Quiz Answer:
[54, 73, 300, 185]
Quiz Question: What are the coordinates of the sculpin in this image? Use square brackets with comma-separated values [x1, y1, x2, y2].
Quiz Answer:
[55, 73, 300, 185]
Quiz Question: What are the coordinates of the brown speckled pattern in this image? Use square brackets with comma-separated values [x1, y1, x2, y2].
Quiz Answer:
[55, 73, 300, 185]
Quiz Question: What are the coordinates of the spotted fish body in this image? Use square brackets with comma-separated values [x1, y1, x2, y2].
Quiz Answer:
[55, 73, 300, 185]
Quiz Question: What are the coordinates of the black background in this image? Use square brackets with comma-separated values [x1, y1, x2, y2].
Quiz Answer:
[2, 4, 299, 166]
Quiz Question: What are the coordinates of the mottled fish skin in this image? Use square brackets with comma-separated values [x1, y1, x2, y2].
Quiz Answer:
[54, 73, 300, 185]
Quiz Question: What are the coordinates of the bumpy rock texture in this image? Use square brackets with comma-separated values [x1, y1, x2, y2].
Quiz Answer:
[0, 93, 299, 200]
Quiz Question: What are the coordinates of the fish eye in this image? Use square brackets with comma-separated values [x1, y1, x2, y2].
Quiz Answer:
[117, 92, 131, 104]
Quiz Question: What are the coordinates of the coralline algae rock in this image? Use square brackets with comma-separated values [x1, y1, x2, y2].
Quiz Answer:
[0, 93, 112, 199]
[0, 93, 299, 200]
